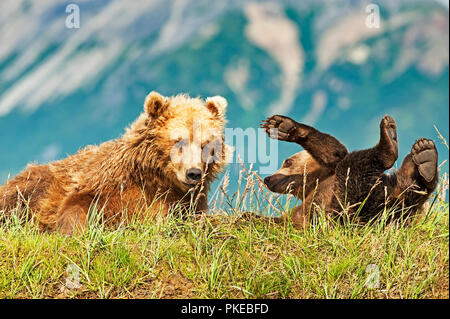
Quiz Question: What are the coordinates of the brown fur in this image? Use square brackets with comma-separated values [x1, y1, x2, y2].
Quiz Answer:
[261, 115, 439, 227]
[0, 92, 230, 234]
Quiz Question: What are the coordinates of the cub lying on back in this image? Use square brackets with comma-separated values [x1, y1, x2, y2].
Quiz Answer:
[261, 115, 439, 227]
[0, 92, 230, 234]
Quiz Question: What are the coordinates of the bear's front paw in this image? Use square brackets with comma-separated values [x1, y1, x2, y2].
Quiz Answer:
[411, 138, 438, 183]
[260, 115, 299, 142]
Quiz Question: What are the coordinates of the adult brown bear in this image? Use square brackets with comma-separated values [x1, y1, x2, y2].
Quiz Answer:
[0, 92, 230, 234]
[261, 114, 439, 228]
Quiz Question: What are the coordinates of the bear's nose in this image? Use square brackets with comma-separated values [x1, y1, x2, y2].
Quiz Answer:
[186, 168, 202, 183]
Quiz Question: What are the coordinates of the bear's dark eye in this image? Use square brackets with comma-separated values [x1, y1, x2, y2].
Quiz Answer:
[174, 138, 187, 146]
[283, 159, 292, 168]
[173, 138, 188, 155]
[202, 140, 221, 164]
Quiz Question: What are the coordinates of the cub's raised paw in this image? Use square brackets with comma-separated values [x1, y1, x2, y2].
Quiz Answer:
[260, 115, 299, 142]
[411, 138, 438, 183]
[380, 115, 398, 158]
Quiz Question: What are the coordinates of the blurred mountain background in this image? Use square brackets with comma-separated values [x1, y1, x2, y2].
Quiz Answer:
[0, 0, 448, 195]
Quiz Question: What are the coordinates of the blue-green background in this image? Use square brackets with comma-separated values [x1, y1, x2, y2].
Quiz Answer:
[0, 0, 448, 197]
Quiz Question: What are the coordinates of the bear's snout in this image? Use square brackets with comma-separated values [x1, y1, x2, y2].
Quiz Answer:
[264, 174, 290, 193]
[186, 168, 202, 184]
[264, 175, 278, 191]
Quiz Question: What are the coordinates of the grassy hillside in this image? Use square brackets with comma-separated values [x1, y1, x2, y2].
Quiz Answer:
[0, 174, 448, 299]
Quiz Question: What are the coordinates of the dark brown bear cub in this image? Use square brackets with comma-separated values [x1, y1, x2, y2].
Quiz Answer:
[261, 115, 439, 228]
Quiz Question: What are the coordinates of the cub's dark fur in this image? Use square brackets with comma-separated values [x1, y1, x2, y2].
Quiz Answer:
[261, 115, 439, 227]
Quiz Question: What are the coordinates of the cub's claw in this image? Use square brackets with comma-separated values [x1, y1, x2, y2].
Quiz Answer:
[411, 138, 438, 183]
[260, 115, 299, 142]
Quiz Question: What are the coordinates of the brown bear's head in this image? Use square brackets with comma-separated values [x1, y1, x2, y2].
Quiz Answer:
[263, 150, 329, 198]
[129, 91, 231, 192]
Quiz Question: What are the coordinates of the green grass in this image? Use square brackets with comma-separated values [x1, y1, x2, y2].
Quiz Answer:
[0, 180, 448, 299]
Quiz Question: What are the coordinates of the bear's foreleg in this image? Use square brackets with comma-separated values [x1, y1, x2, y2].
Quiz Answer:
[56, 193, 94, 234]
[261, 115, 348, 169]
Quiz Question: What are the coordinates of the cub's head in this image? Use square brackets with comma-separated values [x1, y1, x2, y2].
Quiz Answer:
[130, 91, 230, 192]
[264, 151, 328, 198]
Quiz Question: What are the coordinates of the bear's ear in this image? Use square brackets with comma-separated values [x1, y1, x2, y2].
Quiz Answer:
[144, 91, 168, 118]
[205, 96, 227, 118]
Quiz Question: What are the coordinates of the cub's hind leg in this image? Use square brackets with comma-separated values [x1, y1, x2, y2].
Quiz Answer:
[411, 138, 438, 189]
[393, 138, 438, 211]
[376, 115, 399, 170]
[333, 115, 399, 219]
